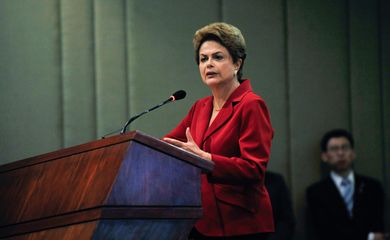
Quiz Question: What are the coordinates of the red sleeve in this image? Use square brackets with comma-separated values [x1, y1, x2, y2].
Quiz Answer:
[208, 99, 273, 184]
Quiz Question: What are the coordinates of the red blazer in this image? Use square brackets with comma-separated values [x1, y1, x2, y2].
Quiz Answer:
[165, 80, 274, 237]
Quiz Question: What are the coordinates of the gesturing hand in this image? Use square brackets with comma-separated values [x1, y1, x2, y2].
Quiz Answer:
[163, 127, 211, 161]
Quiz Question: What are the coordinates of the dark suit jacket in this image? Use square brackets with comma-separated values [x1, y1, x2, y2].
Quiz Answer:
[265, 171, 295, 240]
[306, 173, 384, 240]
[165, 80, 274, 237]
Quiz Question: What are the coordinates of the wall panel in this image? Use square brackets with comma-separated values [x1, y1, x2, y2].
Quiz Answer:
[287, 0, 350, 238]
[380, 0, 390, 231]
[349, 0, 383, 181]
[0, 0, 62, 163]
[61, 0, 96, 146]
[94, 0, 128, 137]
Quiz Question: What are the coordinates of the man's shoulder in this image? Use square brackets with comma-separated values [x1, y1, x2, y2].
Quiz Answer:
[306, 176, 332, 196]
[307, 173, 383, 195]
[356, 173, 381, 184]
[355, 173, 383, 191]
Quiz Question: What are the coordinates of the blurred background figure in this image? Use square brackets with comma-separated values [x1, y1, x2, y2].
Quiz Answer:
[306, 129, 386, 240]
[265, 171, 296, 240]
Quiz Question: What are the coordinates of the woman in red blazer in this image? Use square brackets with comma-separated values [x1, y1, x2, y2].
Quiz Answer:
[164, 22, 274, 239]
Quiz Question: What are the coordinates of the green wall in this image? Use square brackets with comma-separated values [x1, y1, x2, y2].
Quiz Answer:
[0, 0, 388, 238]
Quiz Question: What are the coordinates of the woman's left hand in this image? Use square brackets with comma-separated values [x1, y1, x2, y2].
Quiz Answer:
[163, 127, 212, 161]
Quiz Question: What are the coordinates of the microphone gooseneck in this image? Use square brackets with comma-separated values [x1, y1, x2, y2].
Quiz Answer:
[119, 90, 187, 134]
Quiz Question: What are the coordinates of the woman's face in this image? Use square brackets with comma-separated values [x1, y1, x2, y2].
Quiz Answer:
[198, 40, 241, 88]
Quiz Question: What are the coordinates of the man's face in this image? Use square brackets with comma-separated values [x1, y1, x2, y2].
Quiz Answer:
[322, 137, 355, 173]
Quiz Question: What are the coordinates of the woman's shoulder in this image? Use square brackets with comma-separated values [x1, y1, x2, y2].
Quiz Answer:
[237, 92, 271, 118]
[240, 91, 266, 105]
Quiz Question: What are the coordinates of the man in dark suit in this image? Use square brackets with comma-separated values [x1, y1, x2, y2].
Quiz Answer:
[306, 129, 386, 240]
[265, 171, 295, 240]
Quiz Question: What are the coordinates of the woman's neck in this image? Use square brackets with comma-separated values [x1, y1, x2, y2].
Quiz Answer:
[211, 80, 240, 110]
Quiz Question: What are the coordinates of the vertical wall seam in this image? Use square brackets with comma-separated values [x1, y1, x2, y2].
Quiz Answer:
[126, 0, 134, 119]
[377, 0, 386, 183]
[92, 0, 98, 138]
[346, 0, 353, 132]
[219, 0, 224, 21]
[58, 0, 65, 148]
[377, 2, 389, 231]
[378, 0, 390, 231]
[123, 0, 130, 119]
[283, 0, 293, 190]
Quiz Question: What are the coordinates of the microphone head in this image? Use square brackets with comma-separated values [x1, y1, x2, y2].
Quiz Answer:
[171, 90, 186, 101]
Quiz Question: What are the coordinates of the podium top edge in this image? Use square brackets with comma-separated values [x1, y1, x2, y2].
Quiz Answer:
[0, 131, 214, 173]
[130, 131, 214, 172]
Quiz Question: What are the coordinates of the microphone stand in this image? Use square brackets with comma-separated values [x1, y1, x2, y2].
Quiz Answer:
[101, 90, 185, 139]
[120, 97, 173, 134]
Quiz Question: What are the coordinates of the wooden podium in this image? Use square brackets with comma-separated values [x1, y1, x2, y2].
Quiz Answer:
[0, 131, 213, 239]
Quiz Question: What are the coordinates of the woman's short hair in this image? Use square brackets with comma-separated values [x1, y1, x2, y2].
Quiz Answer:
[193, 22, 247, 81]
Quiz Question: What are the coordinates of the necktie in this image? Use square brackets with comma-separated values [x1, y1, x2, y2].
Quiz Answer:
[341, 178, 353, 216]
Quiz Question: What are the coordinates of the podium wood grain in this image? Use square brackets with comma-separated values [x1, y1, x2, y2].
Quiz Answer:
[0, 131, 213, 239]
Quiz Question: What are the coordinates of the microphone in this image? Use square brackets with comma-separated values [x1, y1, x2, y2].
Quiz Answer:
[169, 90, 186, 102]
[120, 90, 186, 134]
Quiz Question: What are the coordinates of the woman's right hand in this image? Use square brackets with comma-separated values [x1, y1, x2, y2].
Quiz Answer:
[163, 127, 212, 161]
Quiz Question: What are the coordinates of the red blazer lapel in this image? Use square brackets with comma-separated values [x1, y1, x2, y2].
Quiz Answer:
[203, 103, 234, 142]
[194, 97, 212, 147]
[198, 80, 253, 145]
